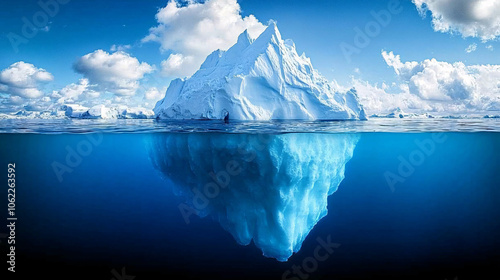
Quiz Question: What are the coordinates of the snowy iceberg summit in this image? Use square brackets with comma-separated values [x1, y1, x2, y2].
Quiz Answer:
[154, 22, 366, 121]
[148, 133, 359, 261]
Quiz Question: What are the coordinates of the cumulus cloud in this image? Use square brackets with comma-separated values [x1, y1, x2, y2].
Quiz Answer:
[466, 43, 477, 53]
[0, 62, 53, 99]
[160, 53, 196, 77]
[8, 96, 25, 105]
[413, 0, 500, 40]
[142, 0, 266, 77]
[144, 87, 164, 102]
[110, 44, 131, 52]
[52, 78, 100, 104]
[354, 79, 433, 115]
[74, 50, 154, 96]
[373, 51, 500, 113]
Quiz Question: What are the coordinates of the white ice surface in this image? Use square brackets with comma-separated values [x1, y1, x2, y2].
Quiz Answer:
[154, 22, 366, 121]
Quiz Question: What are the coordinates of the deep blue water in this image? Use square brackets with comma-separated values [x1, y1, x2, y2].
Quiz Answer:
[1, 132, 499, 280]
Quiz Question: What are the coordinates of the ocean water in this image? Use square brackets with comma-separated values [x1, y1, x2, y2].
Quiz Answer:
[1, 120, 499, 280]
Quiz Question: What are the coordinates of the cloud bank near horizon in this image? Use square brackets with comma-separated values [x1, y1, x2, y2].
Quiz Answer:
[355, 51, 500, 115]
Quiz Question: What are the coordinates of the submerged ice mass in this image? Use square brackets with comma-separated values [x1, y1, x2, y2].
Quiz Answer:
[148, 133, 359, 261]
[154, 22, 366, 121]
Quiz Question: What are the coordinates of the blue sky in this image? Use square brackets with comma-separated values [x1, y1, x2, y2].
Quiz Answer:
[1, 0, 499, 114]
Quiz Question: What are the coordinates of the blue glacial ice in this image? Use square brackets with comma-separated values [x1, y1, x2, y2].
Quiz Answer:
[148, 133, 359, 261]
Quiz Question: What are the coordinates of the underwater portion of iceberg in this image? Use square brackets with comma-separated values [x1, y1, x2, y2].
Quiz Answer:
[148, 133, 359, 261]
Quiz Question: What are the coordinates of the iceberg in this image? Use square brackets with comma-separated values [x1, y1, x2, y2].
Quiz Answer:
[61, 104, 155, 119]
[120, 107, 155, 119]
[61, 104, 90, 118]
[369, 107, 436, 119]
[0, 104, 155, 119]
[148, 133, 359, 261]
[0, 110, 67, 119]
[154, 22, 366, 121]
[80, 105, 119, 119]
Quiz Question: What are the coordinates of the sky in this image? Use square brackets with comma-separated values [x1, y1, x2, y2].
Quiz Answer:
[0, 0, 499, 114]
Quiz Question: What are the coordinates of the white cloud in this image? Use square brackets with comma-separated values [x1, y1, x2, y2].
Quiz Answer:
[0, 61, 53, 99]
[8, 96, 25, 105]
[465, 43, 477, 53]
[374, 51, 500, 113]
[381, 51, 420, 81]
[143, 0, 266, 77]
[110, 44, 131, 52]
[413, 0, 500, 41]
[54, 78, 100, 104]
[74, 50, 154, 96]
[144, 87, 165, 102]
[161, 53, 195, 77]
[353, 79, 433, 115]
[486, 45, 494, 51]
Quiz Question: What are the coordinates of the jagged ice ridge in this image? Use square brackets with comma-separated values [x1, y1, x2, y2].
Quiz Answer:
[154, 22, 366, 121]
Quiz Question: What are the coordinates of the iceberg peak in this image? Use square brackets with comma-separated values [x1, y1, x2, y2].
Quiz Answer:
[236, 29, 253, 47]
[254, 21, 282, 45]
[200, 49, 225, 70]
[154, 22, 366, 121]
